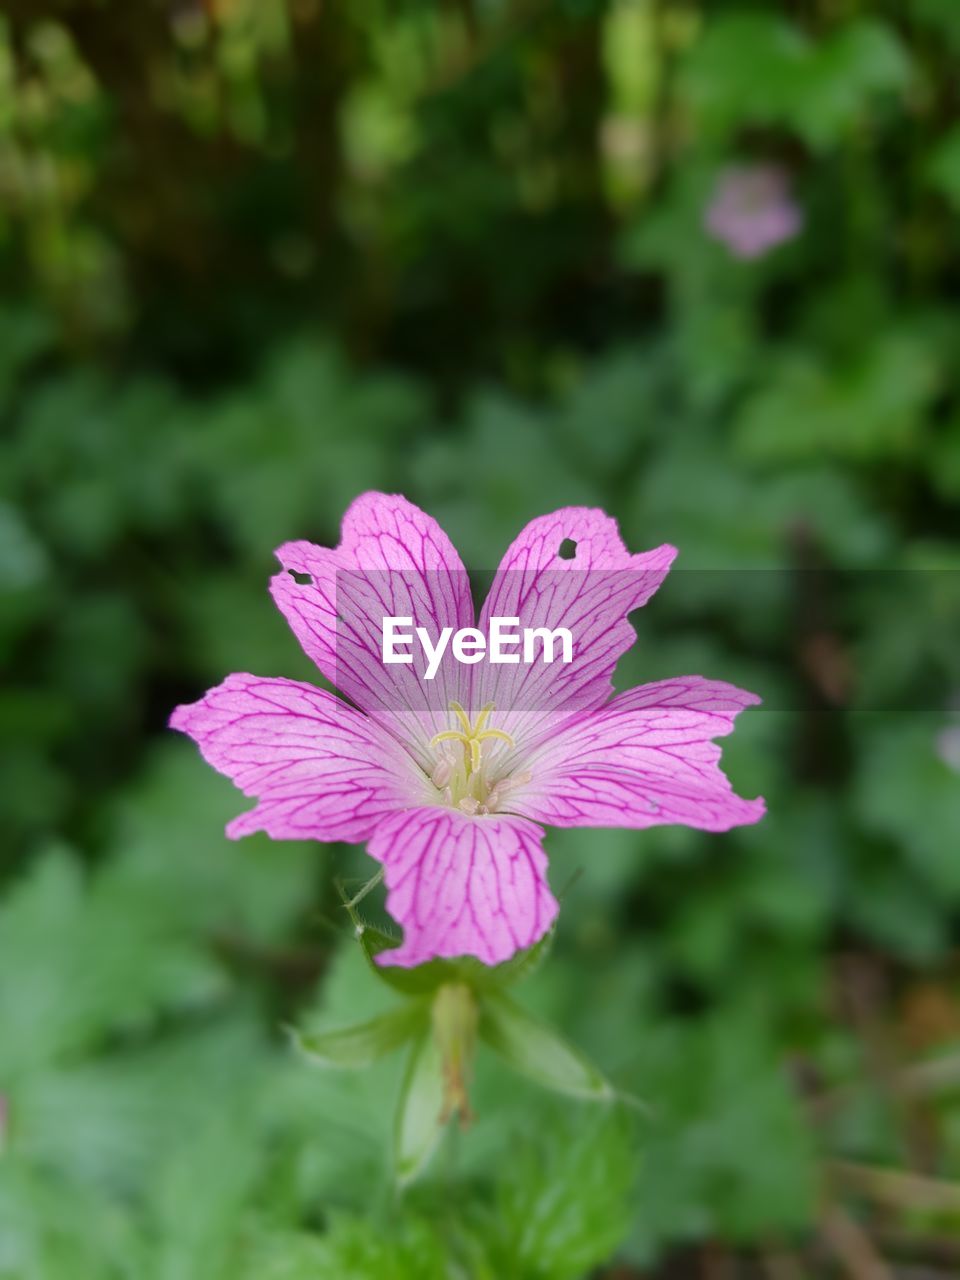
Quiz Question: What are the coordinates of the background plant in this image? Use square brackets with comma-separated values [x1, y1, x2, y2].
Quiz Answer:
[1, 1, 959, 1275]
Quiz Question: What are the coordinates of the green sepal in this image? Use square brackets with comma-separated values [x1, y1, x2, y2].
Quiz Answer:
[477, 917, 558, 989]
[339, 879, 558, 997]
[291, 1002, 427, 1069]
[394, 1029, 446, 1185]
[479, 990, 614, 1102]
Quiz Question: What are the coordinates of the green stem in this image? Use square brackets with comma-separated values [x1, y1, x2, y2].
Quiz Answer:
[339, 866, 384, 911]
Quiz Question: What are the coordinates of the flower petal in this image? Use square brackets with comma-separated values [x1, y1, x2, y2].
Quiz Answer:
[474, 507, 676, 750]
[169, 674, 429, 841]
[509, 676, 765, 832]
[367, 808, 558, 967]
[268, 492, 474, 750]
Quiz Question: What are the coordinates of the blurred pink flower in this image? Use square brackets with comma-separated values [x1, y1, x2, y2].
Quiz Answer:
[937, 726, 960, 773]
[171, 494, 764, 968]
[705, 165, 803, 260]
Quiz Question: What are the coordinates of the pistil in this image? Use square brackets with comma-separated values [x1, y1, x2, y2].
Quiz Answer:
[430, 701, 514, 775]
[428, 702, 517, 814]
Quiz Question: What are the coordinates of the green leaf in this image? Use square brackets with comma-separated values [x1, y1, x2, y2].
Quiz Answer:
[682, 15, 809, 137]
[624, 1009, 819, 1256]
[734, 332, 938, 463]
[683, 14, 909, 148]
[393, 1031, 446, 1185]
[478, 990, 614, 1102]
[241, 1214, 450, 1280]
[0, 304, 53, 399]
[0, 846, 224, 1077]
[798, 19, 911, 148]
[483, 1115, 638, 1280]
[928, 125, 960, 209]
[854, 718, 960, 897]
[292, 1003, 427, 1069]
[913, 0, 960, 51]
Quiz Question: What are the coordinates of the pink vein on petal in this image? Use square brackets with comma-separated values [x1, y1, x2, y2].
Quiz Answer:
[169, 673, 430, 842]
[367, 807, 557, 968]
[507, 676, 765, 832]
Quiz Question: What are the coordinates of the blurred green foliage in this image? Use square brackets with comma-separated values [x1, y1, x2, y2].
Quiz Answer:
[2, 0, 960, 1275]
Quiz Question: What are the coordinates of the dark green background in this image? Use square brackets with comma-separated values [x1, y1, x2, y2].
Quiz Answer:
[2, 1, 960, 1275]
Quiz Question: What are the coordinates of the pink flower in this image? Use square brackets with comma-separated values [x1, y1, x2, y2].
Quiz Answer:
[171, 493, 764, 967]
[704, 165, 803, 260]
[937, 726, 960, 773]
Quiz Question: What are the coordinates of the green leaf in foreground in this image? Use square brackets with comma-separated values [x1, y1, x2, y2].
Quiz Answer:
[292, 1002, 427, 1069]
[487, 1115, 638, 1280]
[479, 990, 614, 1102]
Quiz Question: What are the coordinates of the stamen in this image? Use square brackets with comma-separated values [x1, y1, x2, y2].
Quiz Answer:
[431, 757, 454, 788]
[503, 770, 532, 790]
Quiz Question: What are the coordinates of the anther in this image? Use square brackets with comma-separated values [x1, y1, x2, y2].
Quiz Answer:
[431, 758, 454, 788]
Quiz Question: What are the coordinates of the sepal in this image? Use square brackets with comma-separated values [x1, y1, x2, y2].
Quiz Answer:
[394, 1029, 446, 1186]
[291, 1002, 427, 1069]
[339, 877, 557, 997]
[479, 990, 614, 1102]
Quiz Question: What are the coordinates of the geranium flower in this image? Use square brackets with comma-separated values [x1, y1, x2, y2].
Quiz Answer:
[704, 164, 803, 260]
[171, 493, 764, 967]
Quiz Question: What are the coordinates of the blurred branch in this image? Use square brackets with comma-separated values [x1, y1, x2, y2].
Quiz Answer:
[830, 1161, 960, 1216]
[892, 1050, 960, 1098]
[834, 952, 936, 1173]
[820, 1205, 893, 1280]
[700, 1243, 736, 1280]
[446, 0, 478, 42]
[418, 0, 552, 96]
[761, 1250, 807, 1280]
[814, 1048, 960, 1115]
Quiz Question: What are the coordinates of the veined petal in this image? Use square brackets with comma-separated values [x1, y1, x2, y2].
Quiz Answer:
[368, 808, 558, 968]
[508, 677, 765, 833]
[169, 674, 430, 842]
[474, 507, 676, 752]
[269, 492, 474, 751]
